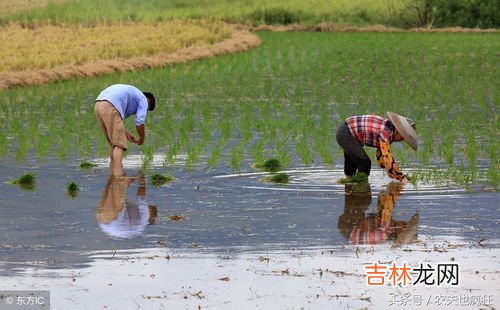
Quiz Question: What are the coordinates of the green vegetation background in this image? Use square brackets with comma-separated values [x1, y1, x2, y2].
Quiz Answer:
[1, 0, 498, 28]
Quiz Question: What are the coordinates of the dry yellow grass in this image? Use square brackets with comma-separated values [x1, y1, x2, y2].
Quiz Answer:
[0, 25, 260, 89]
[0, 21, 230, 72]
[0, 0, 64, 16]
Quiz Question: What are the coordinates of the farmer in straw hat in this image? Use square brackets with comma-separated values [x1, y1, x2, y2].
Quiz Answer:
[95, 84, 156, 176]
[336, 112, 417, 184]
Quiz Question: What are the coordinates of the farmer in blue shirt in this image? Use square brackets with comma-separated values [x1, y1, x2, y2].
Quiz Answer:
[95, 84, 156, 176]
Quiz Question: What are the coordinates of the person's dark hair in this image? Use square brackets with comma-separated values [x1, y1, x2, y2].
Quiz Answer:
[143, 92, 155, 111]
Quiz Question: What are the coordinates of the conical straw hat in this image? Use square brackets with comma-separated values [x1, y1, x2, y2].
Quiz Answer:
[387, 112, 417, 151]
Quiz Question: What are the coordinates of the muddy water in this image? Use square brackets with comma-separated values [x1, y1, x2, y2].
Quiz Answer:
[1, 154, 498, 278]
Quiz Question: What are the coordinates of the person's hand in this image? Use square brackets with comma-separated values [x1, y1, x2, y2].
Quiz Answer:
[135, 138, 144, 146]
[401, 176, 409, 185]
[125, 132, 136, 143]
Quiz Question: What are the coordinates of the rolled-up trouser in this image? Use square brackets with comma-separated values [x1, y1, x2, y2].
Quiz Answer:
[95, 100, 128, 151]
[336, 122, 371, 176]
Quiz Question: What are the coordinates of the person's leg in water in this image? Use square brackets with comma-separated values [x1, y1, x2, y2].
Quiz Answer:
[95, 101, 128, 177]
[110, 146, 125, 177]
[343, 152, 357, 177]
[108, 145, 114, 173]
[336, 122, 371, 177]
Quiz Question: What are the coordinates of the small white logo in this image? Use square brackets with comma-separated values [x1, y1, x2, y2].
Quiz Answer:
[5, 296, 14, 304]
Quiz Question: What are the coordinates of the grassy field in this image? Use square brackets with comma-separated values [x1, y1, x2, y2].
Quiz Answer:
[0, 31, 497, 186]
[0, 0, 409, 27]
[0, 0, 64, 17]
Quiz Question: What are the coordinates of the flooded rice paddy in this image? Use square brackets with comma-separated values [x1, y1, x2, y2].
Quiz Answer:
[1, 154, 498, 309]
[0, 31, 498, 309]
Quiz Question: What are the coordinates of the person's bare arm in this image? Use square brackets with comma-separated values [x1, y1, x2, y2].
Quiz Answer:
[135, 124, 145, 145]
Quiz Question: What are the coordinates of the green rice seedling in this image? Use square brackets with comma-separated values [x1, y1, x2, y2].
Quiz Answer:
[251, 140, 265, 167]
[296, 138, 313, 166]
[166, 142, 180, 167]
[67, 182, 80, 198]
[220, 118, 232, 142]
[273, 137, 292, 167]
[15, 140, 29, 161]
[464, 131, 478, 170]
[238, 109, 254, 143]
[0, 134, 6, 159]
[151, 173, 174, 186]
[186, 142, 203, 168]
[13, 173, 35, 184]
[254, 158, 283, 172]
[439, 140, 455, 166]
[80, 161, 96, 169]
[230, 144, 244, 170]
[11, 173, 36, 190]
[67, 181, 80, 192]
[406, 174, 418, 186]
[207, 142, 222, 168]
[141, 144, 155, 171]
[55, 137, 70, 161]
[445, 166, 473, 187]
[345, 181, 371, 194]
[391, 147, 407, 166]
[487, 164, 499, 187]
[263, 172, 290, 184]
[77, 134, 92, 158]
[37, 134, 50, 160]
[199, 117, 213, 145]
[420, 129, 433, 166]
[315, 142, 334, 166]
[338, 172, 369, 184]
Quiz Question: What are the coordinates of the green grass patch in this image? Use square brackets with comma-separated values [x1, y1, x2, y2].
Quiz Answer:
[0, 0, 410, 27]
[67, 181, 80, 198]
[151, 173, 174, 186]
[13, 173, 35, 184]
[80, 161, 96, 169]
[67, 181, 79, 191]
[11, 173, 36, 190]
[344, 182, 371, 193]
[338, 172, 369, 184]
[263, 172, 290, 184]
[253, 158, 283, 172]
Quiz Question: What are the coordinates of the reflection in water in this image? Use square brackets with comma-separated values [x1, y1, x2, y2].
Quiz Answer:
[337, 182, 419, 247]
[96, 175, 157, 239]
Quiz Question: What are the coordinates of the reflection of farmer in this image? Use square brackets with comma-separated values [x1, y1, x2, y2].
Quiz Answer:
[96, 176, 157, 239]
[339, 182, 418, 247]
[336, 112, 417, 184]
[95, 84, 156, 177]
[337, 183, 372, 240]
